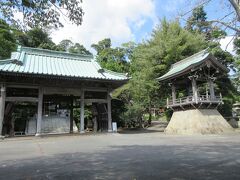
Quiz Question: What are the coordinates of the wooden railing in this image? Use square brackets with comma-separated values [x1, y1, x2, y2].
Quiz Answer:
[167, 94, 222, 108]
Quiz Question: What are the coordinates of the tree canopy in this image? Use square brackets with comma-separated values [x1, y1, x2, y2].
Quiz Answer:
[0, 0, 84, 29]
[91, 38, 130, 73]
[124, 19, 207, 124]
[0, 19, 16, 59]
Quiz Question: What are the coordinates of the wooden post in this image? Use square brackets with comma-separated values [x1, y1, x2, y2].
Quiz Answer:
[206, 85, 209, 99]
[171, 84, 176, 104]
[0, 84, 6, 137]
[70, 95, 74, 133]
[208, 79, 215, 100]
[191, 78, 198, 104]
[107, 91, 112, 132]
[36, 86, 43, 136]
[80, 90, 85, 133]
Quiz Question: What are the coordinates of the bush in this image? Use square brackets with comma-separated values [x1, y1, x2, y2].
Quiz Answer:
[121, 104, 145, 128]
[111, 99, 127, 127]
[164, 108, 173, 121]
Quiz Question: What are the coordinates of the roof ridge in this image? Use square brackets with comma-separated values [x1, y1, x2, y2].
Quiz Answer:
[171, 49, 208, 68]
[19, 46, 93, 61]
[103, 68, 128, 77]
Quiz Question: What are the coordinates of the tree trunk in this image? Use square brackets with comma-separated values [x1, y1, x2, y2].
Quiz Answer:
[148, 110, 152, 126]
[148, 102, 152, 126]
[229, 0, 240, 21]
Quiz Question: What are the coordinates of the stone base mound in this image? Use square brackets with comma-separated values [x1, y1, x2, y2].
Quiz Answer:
[165, 109, 234, 135]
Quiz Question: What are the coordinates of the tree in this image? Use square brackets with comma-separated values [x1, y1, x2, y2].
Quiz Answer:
[0, 0, 84, 29]
[186, 6, 208, 32]
[232, 37, 240, 93]
[58, 39, 74, 52]
[91, 38, 129, 73]
[69, 43, 92, 55]
[125, 19, 207, 126]
[91, 38, 111, 55]
[0, 19, 16, 59]
[17, 28, 53, 48]
[229, 0, 240, 21]
[185, 4, 238, 117]
[186, 6, 227, 41]
[181, 0, 240, 34]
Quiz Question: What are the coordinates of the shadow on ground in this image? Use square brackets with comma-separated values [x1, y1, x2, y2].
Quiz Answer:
[119, 121, 168, 134]
[119, 128, 164, 134]
[1, 143, 240, 180]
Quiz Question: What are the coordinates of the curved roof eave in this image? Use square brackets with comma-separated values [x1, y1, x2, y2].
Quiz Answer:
[157, 52, 229, 82]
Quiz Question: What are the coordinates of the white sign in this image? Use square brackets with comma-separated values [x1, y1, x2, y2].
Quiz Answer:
[112, 122, 117, 132]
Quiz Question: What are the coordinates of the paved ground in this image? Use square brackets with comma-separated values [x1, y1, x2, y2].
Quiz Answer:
[1, 130, 240, 180]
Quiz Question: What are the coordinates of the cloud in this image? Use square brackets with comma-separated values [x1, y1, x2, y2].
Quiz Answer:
[51, 0, 157, 52]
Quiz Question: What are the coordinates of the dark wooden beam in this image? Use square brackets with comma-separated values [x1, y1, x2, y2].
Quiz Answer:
[5, 97, 38, 102]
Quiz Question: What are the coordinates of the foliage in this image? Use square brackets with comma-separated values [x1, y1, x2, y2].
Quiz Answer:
[0, 19, 16, 59]
[232, 38, 240, 96]
[0, 0, 84, 29]
[57, 40, 92, 55]
[69, 43, 92, 55]
[17, 28, 55, 49]
[91, 38, 130, 73]
[217, 76, 239, 117]
[183, 0, 240, 35]
[186, 6, 209, 34]
[73, 107, 92, 130]
[111, 99, 127, 128]
[121, 103, 145, 128]
[186, 6, 226, 41]
[208, 41, 235, 69]
[186, 6, 238, 117]
[58, 39, 74, 51]
[123, 19, 207, 126]
[15, 28, 92, 55]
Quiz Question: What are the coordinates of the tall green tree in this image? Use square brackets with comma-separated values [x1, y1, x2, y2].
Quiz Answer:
[17, 28, 54, 48]
[186, 6, 226, 41]
[91, 38, 129, 73]
[0, 19, 16, 59]
[126, 19, 207, 125]
[58, 39, 74, 52]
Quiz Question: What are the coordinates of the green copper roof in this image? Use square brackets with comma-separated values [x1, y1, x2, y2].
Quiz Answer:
[157, 49, 229, 81]
[0, 46, 128, 81]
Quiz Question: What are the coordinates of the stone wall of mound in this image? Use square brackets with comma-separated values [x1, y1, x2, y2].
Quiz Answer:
[165, 109, 234, 135]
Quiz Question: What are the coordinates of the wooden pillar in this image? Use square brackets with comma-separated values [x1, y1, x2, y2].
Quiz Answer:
[171, 84, 176, 104]
[70, 96, 74, 133]
[36, 86, 43, 136]
[80, 90, 85, 133]
[0, 84, 6, 137]
[107, 91, 112, 132]
[208, 79, 215, 100]
[191, 78, 198, 104]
